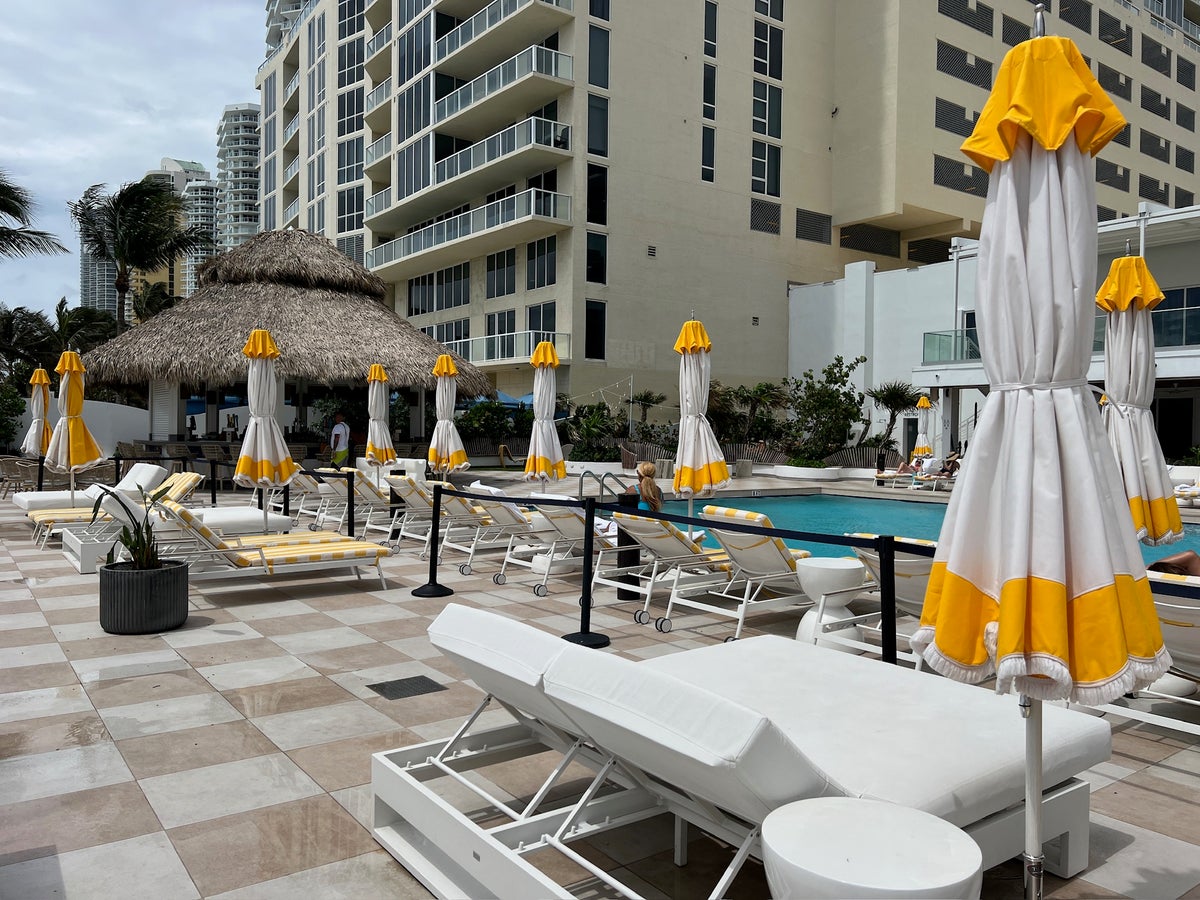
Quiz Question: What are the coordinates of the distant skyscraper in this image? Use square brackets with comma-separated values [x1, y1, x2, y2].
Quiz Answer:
[79, 248, 118, 316]
[182, 179, 219, 296]
[217, 103, 261, 250]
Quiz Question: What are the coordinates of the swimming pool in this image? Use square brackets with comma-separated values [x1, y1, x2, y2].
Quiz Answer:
[661, 493, 1200, 565]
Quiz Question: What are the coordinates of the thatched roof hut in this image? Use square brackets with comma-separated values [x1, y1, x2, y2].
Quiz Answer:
[82, 229, 492, 396]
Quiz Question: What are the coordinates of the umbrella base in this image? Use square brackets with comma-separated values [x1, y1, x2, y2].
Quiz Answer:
[412, 582, 454, 598]
[563, 631, 610, 649]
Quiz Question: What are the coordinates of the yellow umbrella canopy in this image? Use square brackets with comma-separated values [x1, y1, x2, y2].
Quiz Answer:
[44, 352, 103, 474]
[365, 363, 398, 470]
[672, 320, 730, 497]
[20, 368, 52, 458]
[912, 395, 933, 459]
[234, 329, 298, 490]
[1097, 256, 1182, 545]
[427, 355, 469, 474]
[524, 342, 566, 482]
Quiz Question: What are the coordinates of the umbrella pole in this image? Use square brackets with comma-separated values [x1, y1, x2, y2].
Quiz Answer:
[70, 471, 76, 507]
[1022, 694, 1044, 900]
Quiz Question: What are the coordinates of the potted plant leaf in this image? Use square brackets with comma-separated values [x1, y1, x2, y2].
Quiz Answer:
[91, 486, 189, 635]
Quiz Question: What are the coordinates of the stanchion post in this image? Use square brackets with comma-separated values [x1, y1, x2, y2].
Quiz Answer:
[412, 482, 453, 598]
[209, 459, 218, 506]
[113, 456, 123, 484]
[37, 456, 45, 491]
[282, 484, 290, 517]
[564, 496, 611, 648]
[346, 470, 356, 538]
[878, 534, 898, 665]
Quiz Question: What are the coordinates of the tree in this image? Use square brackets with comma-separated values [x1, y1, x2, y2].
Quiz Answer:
[705, 379, 742, 443]
[625, 389, 666, 425]
[865, 380, 924, 451]
[0, 170, 67, 260]
[130, 281, 179, 323]
[0, 303, 50, 383]
[38, 298, 117, 360]
[69, 179, 212, 331]
[783, 355, 868, 461]
[0, 382, 25, 449]
[732, 381, 788, 442]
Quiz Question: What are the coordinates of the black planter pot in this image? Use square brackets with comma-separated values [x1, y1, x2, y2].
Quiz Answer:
[98, 560, 189, 635]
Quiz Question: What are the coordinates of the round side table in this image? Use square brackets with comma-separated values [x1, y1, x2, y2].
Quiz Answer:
[794, 557, 866, 652]
[762, 797, 983, 899]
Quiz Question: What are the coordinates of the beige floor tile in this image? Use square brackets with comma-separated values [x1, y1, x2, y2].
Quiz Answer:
[0, 611, 48, 631]
[0, 683, 92, 725]
[206, 850, 430, 899]
[167, 795, 376, 896]
[324, 603, 417, 626]
[0, 660, 79, 694]
[366, 680, 497, 727]
[98, 690, 243, 740]
[160, 619, 263, 649]
[221, 675, 354, 718]
[298, 641, 414, 674]
[117, 720, 278, 780]
[196, 655, 319, 692]
[71, 648, 191, 683]
[211, 598, 317, 621]
[350, 616, 436, 642]
[286, 728, 421, 792]
[252, 699, 398, 750]
[296, 592, 391, 612]
[0, 742, 131, 804]
[244, 612, 344, 636]
[41, 604, 102, 625]
[84, 668, 214, 709]
[0, 641, 67, 669]
[58, 633, 168, 661]
[327, 659, 450, 699]
[173, 637, 289, 668]
[0, 709, 109, 761]
[268, 625, 376, 655]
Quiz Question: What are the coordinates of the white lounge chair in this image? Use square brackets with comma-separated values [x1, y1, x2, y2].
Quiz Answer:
[492, 494, 617, 597]
[371, 604, 1110, 899]
[13, 461, 168, 512]
[439, 482, 554, 575]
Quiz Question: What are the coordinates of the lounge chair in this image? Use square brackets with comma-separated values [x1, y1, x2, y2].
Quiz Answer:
[370, 604, 1109, 899]
[651, 505, 813, 639]
[14, 462, 169, 512]
[439, 482, 555, 575]
[154, 499, 388, 588]
[384, 475, 484, 556]
[27, 465, 177, 548]
[492, 494, 617, 597]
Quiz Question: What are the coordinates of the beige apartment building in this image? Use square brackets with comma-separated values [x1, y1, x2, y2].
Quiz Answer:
[256, 0, 1200, 401]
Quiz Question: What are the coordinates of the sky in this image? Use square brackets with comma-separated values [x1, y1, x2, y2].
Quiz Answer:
[0, 0, 266, 316]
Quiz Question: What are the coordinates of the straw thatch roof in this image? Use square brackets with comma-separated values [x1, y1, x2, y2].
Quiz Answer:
[82, 229, 492, 396]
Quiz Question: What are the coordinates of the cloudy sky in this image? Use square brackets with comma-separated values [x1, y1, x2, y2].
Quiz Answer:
[0, 0, 265, 315]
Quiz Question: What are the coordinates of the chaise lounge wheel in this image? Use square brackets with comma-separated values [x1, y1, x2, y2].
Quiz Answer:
[633, 609, 650, 625]
[309, 523, 321, 531]
[389, 545, 401, 556]
[723, 635, 738, 643]
[459, 564, 473, 576]
[533, 583, 548, 597]
[493, 573, 506, 585]
[654, 617, 672, 633]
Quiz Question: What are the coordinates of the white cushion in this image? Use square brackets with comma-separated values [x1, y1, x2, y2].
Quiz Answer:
[114, 463, 169, 495]
[100, 491, 148, 528]
[643, 636, 1111, 828]
[921, 457, 943, 474]
[1168, 465, 1200, 488]
[192, 508, 292, 535]
[14, 484, 106, 511]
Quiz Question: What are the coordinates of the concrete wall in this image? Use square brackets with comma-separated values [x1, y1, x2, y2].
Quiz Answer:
[18, 400, 149, 457]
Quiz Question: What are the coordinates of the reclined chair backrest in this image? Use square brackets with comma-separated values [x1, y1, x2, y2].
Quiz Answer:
[162, 471, 204, 502]
[1147, 571, 1200, 678]
[157, 499, 253, 566]
[385, 474, 435, 510]
[612, 511, 705, 558]
[532, 494, 615, 547]
[291, 471, 340, 498]
[542, 641, 826, 823]
[845, 533, 937, 619]
[115, 462, 169, 495]
[469, 482, 530, 527]
[338, 466, 389, 503]
[702, 505, 796, 577]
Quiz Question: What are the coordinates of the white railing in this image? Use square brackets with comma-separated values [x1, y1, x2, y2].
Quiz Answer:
[1182, 16, 1200, 39]
[367, 188, 570, 268]
[365, 132, 392, 167]
[444, 330, 571, 363]
[365, 186, 392, 218]
[283, 113, 300, 142]
[365, 77, 392, 115]
[284, 70, 300, 98]
[259, 0, 320, 72]
[1144, 0, 1165, 16]
[284, 158, 300, 182]
[1151, 15, 1175, 35]
[1111, 0, 1139, 12]
[435, 46, 572, 122]
[434, 117, 569, 183]
[283, 198, 299, 223]
[436, 0, 572, 61]
[366, 21, 393, 59]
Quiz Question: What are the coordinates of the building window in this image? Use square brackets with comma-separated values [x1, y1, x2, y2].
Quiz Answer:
[1179, 104, 1196, 133]
[586, 232, 607, 283]
[1178, 187, 1195, 208]
[840, 223, 901, 257]
[1001, 14, 1031, 46]
[753, 21, 783, 80]
[590, 0, 609, 19]
[338, 38, 364, 87]
[337, 89, 363, 137]
[338, 0, 365, 37]
[1180, 57, 1197, 90]
[1152, 286, 1200, 347]
[937, 0, 993, 35]
[262, 116, 277, 156]
[703, 0, 717, 57]
[262, 195, 276, 231]
[337, 138, 363, 183]
[337, 186, 363, 232]
[751, 140, 780, 196]
[262, 72, 277, 117]
[755, 0, 783, 22]
[1113, 123, 1131, 147]
[703, 64, 717, 120]
[486, 249, 516, 298]
[408, 263, 470, 316]
[1142, 34, 1171, 78]
[588, 95, 609, 156]
[589, 26, 610, 88]
[701, 126, 715, 182]
[422, 318, 469, 350]
[262, 155, 277, 194]
[1178, 146, 1195, 174]
[934, 97, 978, 138]
[527, 301, 556, 344]
[486, 310, 516, 359]
[752, 80, 781, 138]
[307, 197, 326, 233]
[526, 236, 557, 289]
[585, 299, 606, 359]
[308, 60, 327, 108]
[1141, 85, 1171, 121]
[935, 41, 992, 89]
[307, 12, 326, 67]
[307, 105, 326, 155]
[587, 163, 608, 224]
[1061, 0, 1093, 35]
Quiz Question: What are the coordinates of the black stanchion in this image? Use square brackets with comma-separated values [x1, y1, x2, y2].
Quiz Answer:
[412, 482, 453, 598]
[345, 470, 356, 538]
[208, 459, 218, 506]
[282, 485, 290, 517]
[37, 456, 45, 491]
[878, 534, 898, 665]
[113, 456, 123, 484]
[563, 497, 611, 649]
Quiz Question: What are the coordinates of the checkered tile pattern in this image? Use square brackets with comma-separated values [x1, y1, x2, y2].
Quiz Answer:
[2, 478, 1200, 898]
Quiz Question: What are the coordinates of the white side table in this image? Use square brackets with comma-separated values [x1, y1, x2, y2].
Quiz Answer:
[762, 797, 983, 899]
[794, 557, 866, 652]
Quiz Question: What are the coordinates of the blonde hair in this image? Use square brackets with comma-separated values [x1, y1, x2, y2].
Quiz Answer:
[636, 462, 662, 512]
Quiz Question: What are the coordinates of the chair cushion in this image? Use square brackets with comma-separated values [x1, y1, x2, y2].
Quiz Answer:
[14, 484, 106, 511]
[114, 463, 169, 495]
[192, 508, 293, 535]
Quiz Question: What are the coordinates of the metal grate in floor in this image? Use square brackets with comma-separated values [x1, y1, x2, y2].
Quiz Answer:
[366, 675, 447, 700]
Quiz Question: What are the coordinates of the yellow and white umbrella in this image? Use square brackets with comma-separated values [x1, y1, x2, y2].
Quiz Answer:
[365, 364, 399, 485]
[427, 355, 469, 475]
[524, 341, 566, 482]
[912, 395, 933, 459]
[910, 35, 1170, 897]
[21, 368, 52, 458]
[45, 351, 104, 505]
[672, 320, 730, 498]
[234, 329, 298, 531]
[1097, 256, 1183, 546]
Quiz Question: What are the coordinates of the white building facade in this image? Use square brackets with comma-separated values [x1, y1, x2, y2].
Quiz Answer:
[217, 103, 262, 250]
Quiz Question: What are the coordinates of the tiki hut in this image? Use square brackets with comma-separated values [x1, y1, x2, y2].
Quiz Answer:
[82, 230, 492, 440]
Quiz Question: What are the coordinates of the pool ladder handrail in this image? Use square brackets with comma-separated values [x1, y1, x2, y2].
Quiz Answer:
[575, 469, 630, 503]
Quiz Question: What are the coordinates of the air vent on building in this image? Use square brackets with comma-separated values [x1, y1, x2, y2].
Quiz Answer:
[937, 0, 994, 35]
[1060, 0, 1093, 34]
[1141, 86, 1171, 120]
[647, 245, 657, 257]
[1097, 205, 1118, 222]
[1097, 9, 1130, 54]
[1096, 158, 1130, 192]
[752, 316, 760, 326]
[840, 223, 901, 258]
[1178, 104, 1196, 133]
[1113, 123, 1132, 147]
[750, 199, 782, 235]
[1097, 63, 1131, 101]
[336, 234, 364, 265]
[1142, 34, 1171, 77]
[1178, 146, 1195, 174]
[1140, 129, 1171, 163]
[907, 239, 952, 265]
[933, 154, 989, 195]
[1179, 57, 1196, 91]
[935, 41, 993, 89]
[1178, 187, 1195, 208]
[795, 208, 833, 244]
[934, 98, 978, 138]
[1139, 174, 1169, 205]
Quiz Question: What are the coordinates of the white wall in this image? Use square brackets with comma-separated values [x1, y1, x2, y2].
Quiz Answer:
[18, 399, 149, 457]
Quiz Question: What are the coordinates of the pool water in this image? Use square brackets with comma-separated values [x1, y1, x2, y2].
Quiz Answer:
[662, 494, 1200, 565]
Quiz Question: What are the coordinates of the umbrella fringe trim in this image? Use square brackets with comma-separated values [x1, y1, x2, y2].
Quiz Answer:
[910, 626, 998, 685]
[1138, 528, 1185, 547]
[997, 648, 1173, 705]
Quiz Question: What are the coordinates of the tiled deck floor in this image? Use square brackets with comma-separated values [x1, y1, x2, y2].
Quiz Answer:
[2, 481, 1200, 898]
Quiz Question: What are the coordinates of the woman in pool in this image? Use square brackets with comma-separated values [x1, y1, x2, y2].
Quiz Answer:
[1148, 550, 1200, 577]
[626, 461, 663, 512]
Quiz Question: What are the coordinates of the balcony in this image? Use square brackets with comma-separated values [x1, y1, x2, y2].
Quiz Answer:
[283, 157, 300, 188]
[365, 22, 393, 81]
[921, 330, 981, 365]
[366, 22, 392, 60]
[366, 187, 571, 280]
[445, 330, 571, 364]
[366, 116, 570, 228]
[283, 113, 300, 148]
[364, 77, 392, 130]
[365, 0, 390, 30]
[434, 46, 572, 141]
[284, 70, 300, 103]
[435, 0, 574, 80]
[365, 186, 392, 219]
[283, 198, 300, 226]
[364, 132, 393, 179]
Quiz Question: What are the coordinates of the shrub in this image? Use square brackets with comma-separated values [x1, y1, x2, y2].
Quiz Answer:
[455, 401, 514, 441]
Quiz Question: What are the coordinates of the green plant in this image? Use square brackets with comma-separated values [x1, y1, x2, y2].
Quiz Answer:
[786, 456, 826, 468]
[625, 389, 666, 425]
[865, 380, 924, 449]
[860, 433, 899, 452]
[91, 485, 171, 570]
[782, 355, 868, 460]
[455, 401, 514, 441]
[567, 402, 623, 461]
[732, 381, 788, 442]
[1180, 446, 1200, 466]
[0, 169, 68, 260]
[512, 406, 535, 435]
[0, 382, 24, 448]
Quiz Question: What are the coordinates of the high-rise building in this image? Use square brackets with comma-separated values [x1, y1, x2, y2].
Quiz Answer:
[182, 179, 220, 296]
[138, 158, 214, 300]
[79, 250, 118, 317]
[256, 0, 1200, 399]
[217, 103, 262, 250]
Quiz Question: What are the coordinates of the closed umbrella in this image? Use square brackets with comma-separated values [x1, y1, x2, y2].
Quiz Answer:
[673, 320, 730, 514]
[910, 35, 1170, 899]
[524, 341, 566, 482]
[912, 395, 933, 459]
[45, 351, 104, 505]
[1098, 256, 1182, 546]
[233, 329, 298, 532]
[21, 368, 52, 459]
[427, 355, 469, 475]
[365, 363, 399, 486]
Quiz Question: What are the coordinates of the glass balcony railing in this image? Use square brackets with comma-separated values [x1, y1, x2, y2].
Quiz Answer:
[283, 114, 300, 142]
[1183, 17, 1200, 40]
[1144, 0, 1166, 16]
[922, 330, 982, 365]
[367, 188, 570, 269]
[434, 117, 569, 183]
[435, 46, 572, 123]
[365, 186, 392, 218]
[283, 198, 299, 223]
[365, 21, 392, 59]
[283, 157, 300, 182]
[436, 0, 572, 61]
[365, 77, 392, 115]
[259, 0, 320, 72]
[443, 330, 571, 363]
[365, 132, 392, 167]
[284, 71, 300, 99]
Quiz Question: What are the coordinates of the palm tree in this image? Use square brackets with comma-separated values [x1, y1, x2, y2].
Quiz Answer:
[38, 297, 117, 360]
[0, 170, 67, 259]
[0, 303, 49, 383]
[130, 281, 178, 323]
[865, 380, 924, 450]
[69, 179, 212, 331]
[626, 389, 666, 424]
[732, 381, 788, 441]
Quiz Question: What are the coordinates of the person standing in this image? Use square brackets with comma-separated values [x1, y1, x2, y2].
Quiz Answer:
[329, 412, 350, 466]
